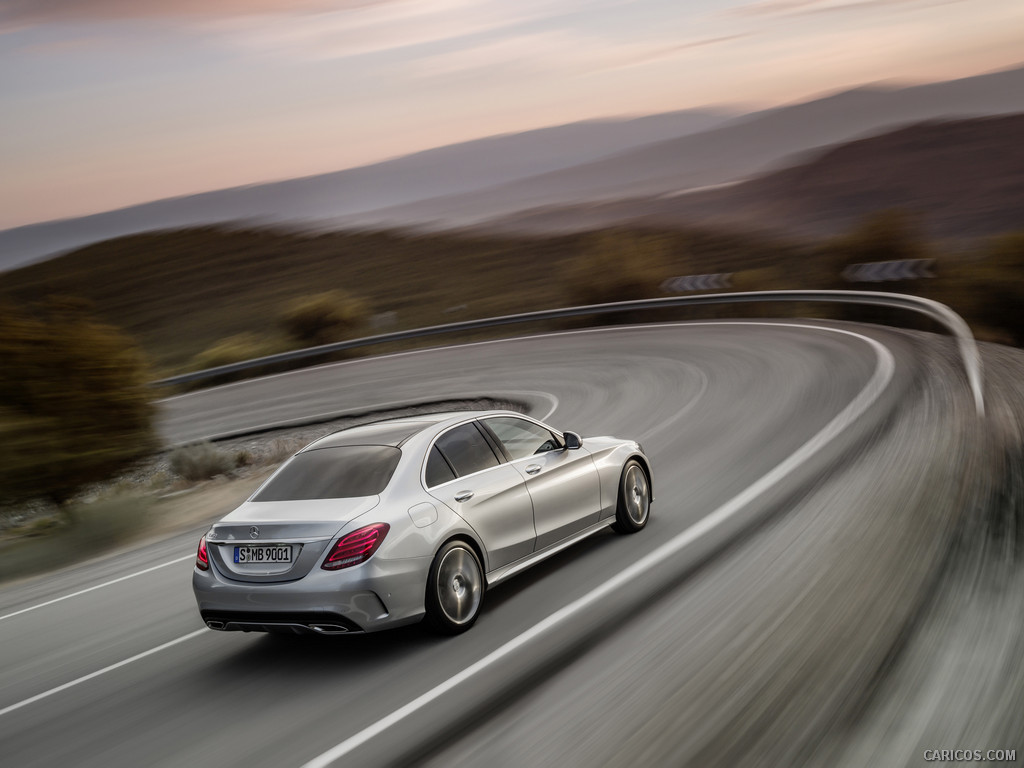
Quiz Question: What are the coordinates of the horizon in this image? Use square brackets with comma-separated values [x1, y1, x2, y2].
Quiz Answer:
[2, 0, 1024, 230]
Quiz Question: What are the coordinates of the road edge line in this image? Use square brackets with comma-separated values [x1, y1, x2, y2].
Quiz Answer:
[0, 555, 194, 623]
[0, 628, 208, 718]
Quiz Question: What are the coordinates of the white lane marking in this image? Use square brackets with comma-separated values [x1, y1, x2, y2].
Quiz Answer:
[301, 325, 895, 768]
[0, 628, 208, 718]
[644, 364, 709, 442]
[538, 393, 559, 422]
[0, 555, 194, 623]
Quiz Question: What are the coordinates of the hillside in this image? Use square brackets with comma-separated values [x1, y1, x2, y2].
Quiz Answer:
[2, 217, 1023, 384]
[349, 64, 1024, 230]
[488, 114, 1024, 240]
[0, 109, 734, 273]
[0, 224, 818, 376]
[0, 228, 573, 374]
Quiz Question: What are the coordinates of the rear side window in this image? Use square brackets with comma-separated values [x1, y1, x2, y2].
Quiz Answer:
[425, 446, 456, 488]
[484, 417, 562, 460]
[254, 446, 401, 501]
[434, 423, 501, 478]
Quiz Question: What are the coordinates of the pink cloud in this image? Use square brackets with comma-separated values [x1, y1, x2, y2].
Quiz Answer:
[732, 0, 965, 15]
[0, 0, 392, 27]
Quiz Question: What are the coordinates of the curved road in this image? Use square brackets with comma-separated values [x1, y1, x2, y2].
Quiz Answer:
[0, 321, 979, 767]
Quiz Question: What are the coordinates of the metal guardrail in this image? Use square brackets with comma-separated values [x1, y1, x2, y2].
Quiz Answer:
[153, 290, 984, 416]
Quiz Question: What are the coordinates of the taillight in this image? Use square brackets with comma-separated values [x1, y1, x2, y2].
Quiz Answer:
[322, 523, 390, 571]
[196, 535, 209, 571]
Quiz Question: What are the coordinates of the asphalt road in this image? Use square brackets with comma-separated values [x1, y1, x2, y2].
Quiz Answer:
[0, 321, 982, 767]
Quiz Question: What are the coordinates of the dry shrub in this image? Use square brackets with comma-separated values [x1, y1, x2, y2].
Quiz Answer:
[169, 442, 234, 482]
[267, 438, 304, 464]
[280, 290, 369, 346]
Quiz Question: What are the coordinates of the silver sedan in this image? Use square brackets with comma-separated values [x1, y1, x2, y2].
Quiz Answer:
[193, 410, 652, 635]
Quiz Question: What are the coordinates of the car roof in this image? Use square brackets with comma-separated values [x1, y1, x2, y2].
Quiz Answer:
[303, 420, 435, 450]
[302, 410, 533, 451]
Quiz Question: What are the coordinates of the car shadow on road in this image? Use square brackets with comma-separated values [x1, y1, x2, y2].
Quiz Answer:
[203, 528, 623, 681]
[482, 528, 620, 612]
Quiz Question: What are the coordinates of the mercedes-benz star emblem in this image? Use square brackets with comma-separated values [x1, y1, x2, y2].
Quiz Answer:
[249, 526, 260, 539]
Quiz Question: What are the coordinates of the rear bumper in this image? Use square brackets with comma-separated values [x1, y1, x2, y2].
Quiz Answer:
[200, 610, 364, 635]
[192, 553, 431, 633]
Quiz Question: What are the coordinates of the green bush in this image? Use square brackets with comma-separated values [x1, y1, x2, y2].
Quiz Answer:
[280, 290, 369, 346]
[169, 442, 234, 482]
[0, 303, 155, 505]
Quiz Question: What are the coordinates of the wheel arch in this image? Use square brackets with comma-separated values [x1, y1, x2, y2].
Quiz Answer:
[627, 453, 654, 502]
[436, 532, 487, 576]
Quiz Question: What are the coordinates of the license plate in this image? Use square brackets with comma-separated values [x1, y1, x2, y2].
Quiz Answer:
[234, 545, 292, 564]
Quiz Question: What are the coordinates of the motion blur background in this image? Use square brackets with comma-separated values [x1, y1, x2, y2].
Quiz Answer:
[3, 0, 1024, 366]
[3, 0, 1024, 500]
[1, 1, 1023, 765]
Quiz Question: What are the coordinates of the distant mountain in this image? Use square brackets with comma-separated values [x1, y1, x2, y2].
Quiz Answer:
[349, 64, 1024, 230]
[5, 63, 1024, 273]
[0, 109, 735, 272]
[485, 114, 1024, 240]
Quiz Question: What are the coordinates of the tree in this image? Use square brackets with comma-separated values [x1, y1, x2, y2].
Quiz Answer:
[0, 302, 155, 505]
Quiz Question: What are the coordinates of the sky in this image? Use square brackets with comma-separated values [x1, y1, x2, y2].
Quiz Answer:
[1, 0, 1022, 230]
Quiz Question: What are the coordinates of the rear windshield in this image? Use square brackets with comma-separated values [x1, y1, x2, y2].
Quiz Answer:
[253, 446, 401, 501]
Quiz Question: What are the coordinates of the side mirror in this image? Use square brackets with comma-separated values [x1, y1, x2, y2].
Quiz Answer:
[564, 431, 583, 450]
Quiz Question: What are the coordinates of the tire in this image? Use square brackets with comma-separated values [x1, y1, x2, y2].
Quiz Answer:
[612, 459, 651, 534]
[424, 540, 485, 634]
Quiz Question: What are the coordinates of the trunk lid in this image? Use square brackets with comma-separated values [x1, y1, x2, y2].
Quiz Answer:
[206, 497, 379, 583]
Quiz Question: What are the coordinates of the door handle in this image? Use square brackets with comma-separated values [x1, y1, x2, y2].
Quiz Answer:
[525, 465, 542, 475]
[454, 490, 474, 502]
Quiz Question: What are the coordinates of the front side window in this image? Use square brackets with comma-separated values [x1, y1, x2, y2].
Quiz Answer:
[254, 446, 401, 501]
[434, 423, 501, 477]
[484, 417, 562, 461]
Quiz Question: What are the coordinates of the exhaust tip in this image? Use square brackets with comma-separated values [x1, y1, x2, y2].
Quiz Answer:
[310, 624, 349, 635]
[206, 620, 226, 630]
